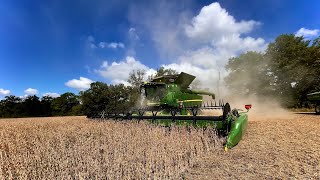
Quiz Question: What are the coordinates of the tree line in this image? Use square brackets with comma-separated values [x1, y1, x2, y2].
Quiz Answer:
[225, 34, 320, 107]
[0, 93, 82, 118]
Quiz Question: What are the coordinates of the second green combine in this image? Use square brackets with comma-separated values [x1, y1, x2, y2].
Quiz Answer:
[93, 72, 251, 150]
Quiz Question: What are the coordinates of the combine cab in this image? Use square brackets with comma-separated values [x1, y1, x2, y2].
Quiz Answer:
[94, 72, 251, 150]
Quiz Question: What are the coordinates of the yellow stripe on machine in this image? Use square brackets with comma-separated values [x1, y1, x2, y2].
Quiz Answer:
[182, 99, 203, 102]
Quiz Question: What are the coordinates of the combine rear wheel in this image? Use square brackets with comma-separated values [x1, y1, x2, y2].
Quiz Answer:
[315, 104, 320, 115]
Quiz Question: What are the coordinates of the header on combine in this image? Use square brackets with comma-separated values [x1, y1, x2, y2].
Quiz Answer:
[92, 72, 251, 150]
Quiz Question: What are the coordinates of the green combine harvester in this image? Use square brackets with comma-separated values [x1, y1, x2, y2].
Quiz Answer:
[93, 72, 251, 150]
[307, 91, 320, 114]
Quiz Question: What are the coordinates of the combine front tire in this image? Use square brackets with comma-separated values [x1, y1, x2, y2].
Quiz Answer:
[316, 104, 320, 115]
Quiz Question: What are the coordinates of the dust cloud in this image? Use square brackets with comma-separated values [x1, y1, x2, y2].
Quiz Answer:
[226, 95, 293, 120]
[199, 94, 293, 119]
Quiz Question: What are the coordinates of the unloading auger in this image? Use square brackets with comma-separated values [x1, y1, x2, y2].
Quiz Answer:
[91, 72, 251, 150]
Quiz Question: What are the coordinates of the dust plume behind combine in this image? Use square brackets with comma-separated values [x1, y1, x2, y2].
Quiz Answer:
[227, 95, 293, 120]
[191, 75, 291, 119]
[211, 61, 294, 120]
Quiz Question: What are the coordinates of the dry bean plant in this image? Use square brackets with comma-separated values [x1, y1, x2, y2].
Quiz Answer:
[0, 116, 223, 179]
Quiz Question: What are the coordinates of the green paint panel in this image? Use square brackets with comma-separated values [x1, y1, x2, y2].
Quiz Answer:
[174, 72, 196, 89]
[145, 112, 249, 150]
[225, 113, 248, 149]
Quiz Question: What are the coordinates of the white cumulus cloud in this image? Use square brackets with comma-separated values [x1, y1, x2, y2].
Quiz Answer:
[185, 2, 265, 53]
[65, 77, 94, 91]
[0, 88, 10, 96]
[24, 88, 38, 95]
[295, 27, 319, 38]
[185, 3, 259, 42]
[159, 49, 229, 95]
[97, 56, 156, 85]
[43, 92, 60, 98]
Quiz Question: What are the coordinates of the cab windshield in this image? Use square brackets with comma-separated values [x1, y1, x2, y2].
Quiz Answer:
[143, 84, 166, 101]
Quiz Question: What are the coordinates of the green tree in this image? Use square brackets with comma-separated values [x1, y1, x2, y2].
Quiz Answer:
[1, 95, 22, 117]
[51, 92, 80, 115]
[106, 84, 133, 114]
[22, 95, 42, 117]
[154, 66, 178, 77]
[0, 99, 5, 117]
[225, 51, 274, 97]
[70, 104, 83, 116]
[80, 82, 135, 117]
[127, 69, 146, 87]
[266, 34, 317, 106]
[304, 35, 320, 92]
[41, 96, 54, 116]
[80, 82, 111, 117]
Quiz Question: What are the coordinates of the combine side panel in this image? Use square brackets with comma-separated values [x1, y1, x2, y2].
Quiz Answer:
[225, 113, 248, 149]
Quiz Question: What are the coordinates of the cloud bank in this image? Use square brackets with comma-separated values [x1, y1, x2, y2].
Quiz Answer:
[65, 77, 94, 91]
[0, 88, 10, 96]
[97, 56, 156, 85]
[97, 2, 267, 96]
[295, 27, 319, 38]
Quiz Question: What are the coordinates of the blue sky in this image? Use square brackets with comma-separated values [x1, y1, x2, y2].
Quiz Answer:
[0, 0, 319, 98]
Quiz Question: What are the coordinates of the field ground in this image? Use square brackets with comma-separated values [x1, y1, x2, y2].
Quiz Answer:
[186, 112, 320, 179]
[0, 112, 319, 179]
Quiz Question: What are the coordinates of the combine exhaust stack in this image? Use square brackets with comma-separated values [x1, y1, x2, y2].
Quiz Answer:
[90, 72, 251, 150]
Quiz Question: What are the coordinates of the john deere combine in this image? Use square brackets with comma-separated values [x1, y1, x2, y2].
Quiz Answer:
[94, 72, 251, 150]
